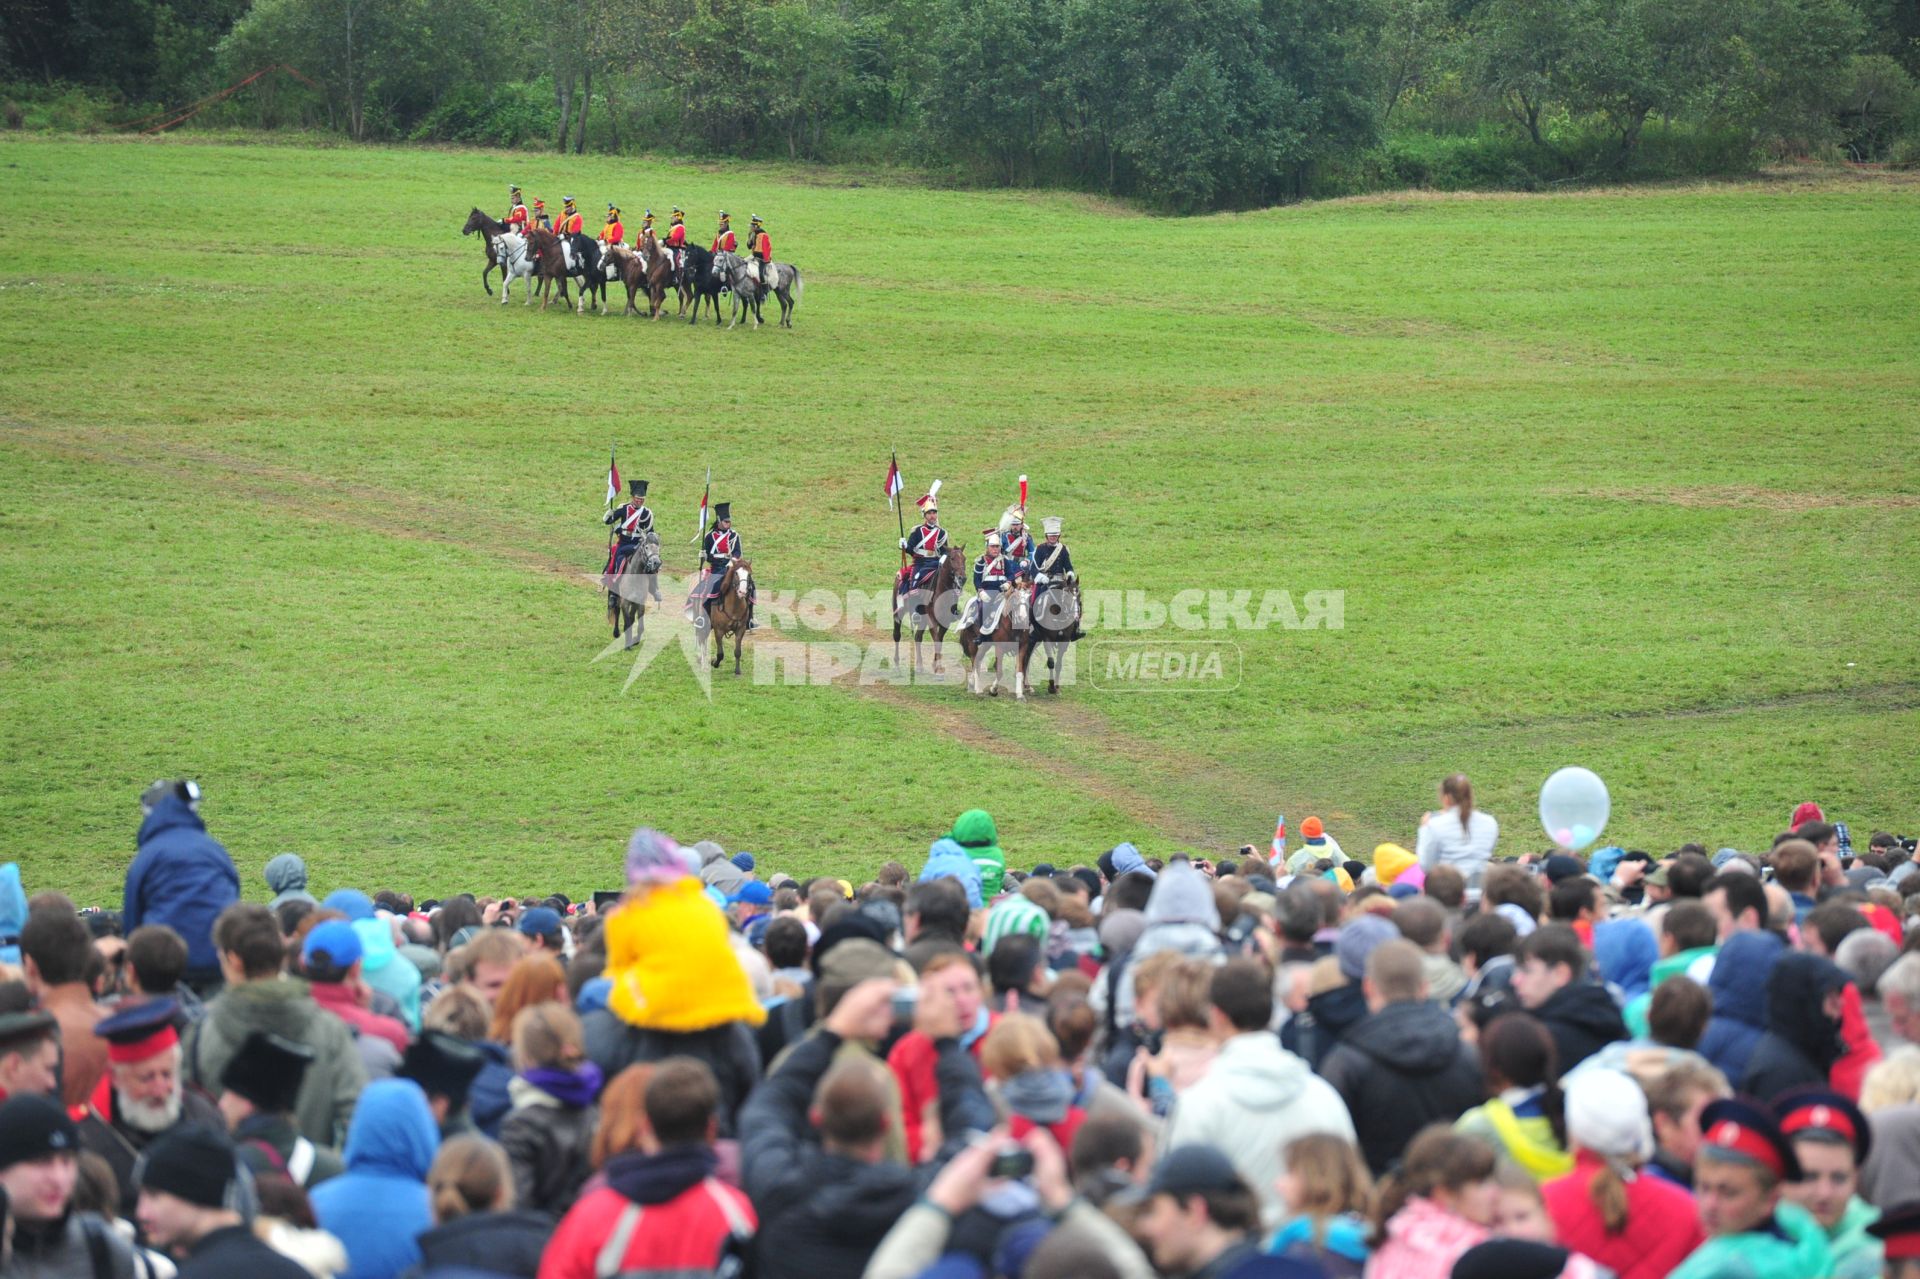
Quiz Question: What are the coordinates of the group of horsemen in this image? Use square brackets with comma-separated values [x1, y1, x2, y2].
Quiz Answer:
[503, 186, 774, 284]
[600, 480, 1081, 638]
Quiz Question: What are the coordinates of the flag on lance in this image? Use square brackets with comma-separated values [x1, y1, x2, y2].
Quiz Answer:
[693, 464, 711, 541]
[883, 457, 904, 508]
[605, 447, 621, 506]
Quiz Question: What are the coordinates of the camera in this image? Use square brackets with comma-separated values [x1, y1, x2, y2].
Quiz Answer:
[989, 1148, 1035, 1180]
[890, 988, 920, 1022]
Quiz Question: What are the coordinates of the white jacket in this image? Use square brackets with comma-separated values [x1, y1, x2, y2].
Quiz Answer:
[1162, 1032, 1356, 1230]
[1416, 808, 1499, 887]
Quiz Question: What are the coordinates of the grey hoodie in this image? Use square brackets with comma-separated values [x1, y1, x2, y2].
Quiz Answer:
[1112, 862, 1223, 1030]
[266, 853, 319, 908]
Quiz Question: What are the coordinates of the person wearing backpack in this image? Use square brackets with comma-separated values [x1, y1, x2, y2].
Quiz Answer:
[538, 1058, 754, 1279]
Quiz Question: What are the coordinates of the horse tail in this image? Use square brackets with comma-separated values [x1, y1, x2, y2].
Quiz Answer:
[792, 269, 804, 306]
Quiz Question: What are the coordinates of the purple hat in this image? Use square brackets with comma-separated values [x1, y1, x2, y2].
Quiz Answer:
[1336, 914, 1399, 981]
[625, 828, 688, 885]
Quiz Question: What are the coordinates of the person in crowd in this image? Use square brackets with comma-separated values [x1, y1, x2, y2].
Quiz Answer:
[135, 1124, 311, 1279]
[1453, 1012, 1571, 1181]
[415, 1134, 552, 1278]
[487, 955, 568, 1045]
[184, 903, 364, 1146]
[0, 1092, 143, 1279]
[1364, 1124, 1498, 1279]
[309, 1078, 441, 1279]
[122, 924, 205, 1023]
[1511, 925, 1627, 1074]
[738, 977, 989, 1279]
[540, 1058, 755, 1279]
[1125, 954, 1218, 1116]
[399, 1026, 490, 1137]
[1743, 952, 1852, 1100]
[1294, 915, 1397, 1069]
[221, 1029, 345, 1188]
[20, 900, 108, 1108]
[1669, 1097, 1834, 1278]
[1541, 1066, 1703, 1279]
[1491, 1161, 1558, 1241]
[1456, 911, 1521, 1035]
[348, 910, 422, 1034]
[947, 809, 1006, 901]
[1415, 773, 1499, 888]
[0, 1008, 60, 1100]
[124, 780, 240, 994]
[980, 1012, 1086, 1152]
[1111, 860, 1223, 1036]
[1127, 1144, 1286, 1279]
[1640, 1056, 1732, 1189]
[300, 919, 408, 1081]
[903, 874, 973, 972]
[1046, 993, 1141, 1127]
[264, 853, 318, 910]
[1267, 1131, 1373, 1278]
[1881, 954, 1920, 1048]
[1702, 869, 1771, 943]
[78, 996, 224, 1216]
[1624, 901, 1719, 1038]
[1592, 917, 1658, 1001]
[1163, 958, 1355, 1229]
[499, 1002, 601, 1216]
[1320, 940, 1484, 1176]
[1777, 1089, 1883, 1278]
[1391, 896, 1466, 1005]
[586, 1062, 656, 1173]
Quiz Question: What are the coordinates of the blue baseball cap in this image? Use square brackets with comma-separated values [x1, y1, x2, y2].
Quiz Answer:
[517, 906, 563, 940]
[302, 920, 364, 970]
[728, 881, 774, 907]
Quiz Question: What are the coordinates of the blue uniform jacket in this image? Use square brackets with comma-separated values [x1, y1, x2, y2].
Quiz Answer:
[1030, 541, 1074, 580]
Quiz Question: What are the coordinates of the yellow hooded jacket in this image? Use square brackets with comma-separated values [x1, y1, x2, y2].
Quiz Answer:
[604, 878, 767, 1031]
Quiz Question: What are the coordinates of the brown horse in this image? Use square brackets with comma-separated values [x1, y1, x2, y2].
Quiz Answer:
[604, 530, 662, 649]
[958, 582, 1031, 699]
[704, 560, 752, 675]
[524, 228, 579, 312]
[461, 208, 508, 295]
[893, 542, 966, 676]
[603, 245, 650, 317]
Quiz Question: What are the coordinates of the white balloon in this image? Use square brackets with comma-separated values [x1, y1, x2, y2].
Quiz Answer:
[1540, 767, 1610, 851]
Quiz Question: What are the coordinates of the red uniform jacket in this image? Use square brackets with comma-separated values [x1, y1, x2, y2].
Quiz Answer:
[505, 204, 529, 232]
[749, 230, 771, 261]
[712, 228, 737, 253]
[557, 211, 584, 235]
[665, 223, 687, 248]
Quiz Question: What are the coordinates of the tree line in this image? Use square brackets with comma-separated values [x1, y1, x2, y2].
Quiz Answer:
[6, 0, 1918, 209]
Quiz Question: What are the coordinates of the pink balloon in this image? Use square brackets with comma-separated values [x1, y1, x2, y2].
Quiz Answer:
[1554, 827, 1573, 846]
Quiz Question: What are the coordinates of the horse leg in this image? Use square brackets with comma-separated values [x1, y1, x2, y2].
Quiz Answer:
[733, 629, 742, 677]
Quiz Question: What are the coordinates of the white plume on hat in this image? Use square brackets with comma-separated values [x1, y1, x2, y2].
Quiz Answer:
[1565, 1067, 1655, 1164]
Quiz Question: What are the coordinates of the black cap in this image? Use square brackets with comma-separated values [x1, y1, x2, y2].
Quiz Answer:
[1867, 1200, 1920, 1259]
[0, 1010, 57, 1055]
[1116, 1144, 1247, 1205]
[1452, 1241, 1575, 1279]
[0, 1093, 80, 1171]
[713, 502, 731, 522]
[219, 1032, 314, 1114]
[1544, 854, 1587, 884]
[1029, 864, 1056, 878]
[136, 1126, 243, 1209]
[630, 479, 648, 497]
[398, 1031, 487, 1109]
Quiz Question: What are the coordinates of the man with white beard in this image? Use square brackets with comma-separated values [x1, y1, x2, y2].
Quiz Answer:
[77, 996, 222, 1217]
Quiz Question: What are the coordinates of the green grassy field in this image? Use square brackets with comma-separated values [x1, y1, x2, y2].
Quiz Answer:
[3, 134, 1916, 904]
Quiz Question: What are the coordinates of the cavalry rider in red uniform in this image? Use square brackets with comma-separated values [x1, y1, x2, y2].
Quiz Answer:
[1000, 507, 1033, 560]
[531, 199, 550, 231]
[556, 197, 585, 236]
[711, 212, 737, 256]
[604, 479, 653, 575]
[898, 484, 948, 593]
[600, 204, 624, 247]
[690, 502, 756, 629]
[504, 186, 529, 236]
[664, 207, 689, 273]
[745, 215, 771, 284]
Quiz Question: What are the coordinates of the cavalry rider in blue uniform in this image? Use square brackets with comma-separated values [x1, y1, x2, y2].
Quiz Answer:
[698, 502, 757, 628]
[898, 486, 949, 592]
[966, 532, 1020, 633]
[603, 479, 653, 574]
[1000, 507, 1034, 561]
[1030, 515, 1081, 639]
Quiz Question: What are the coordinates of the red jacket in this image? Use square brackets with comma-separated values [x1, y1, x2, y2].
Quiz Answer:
[712, 228, 736, 253]
[748, 230, 771, 261]
[557, 211, 584, 235]
[539, 1174, 754, 1279]
[1830, 981, 1882, 1100]
[1542, 1151, 1703, 1279]
[887, 1023, 995, 1163]
[665, 223, 686, 247]
[308, 980, 410, 1055]
[1008, 1109, 1084, 1157]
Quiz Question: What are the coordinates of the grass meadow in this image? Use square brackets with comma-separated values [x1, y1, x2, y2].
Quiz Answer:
[2, 134, 1916, 903]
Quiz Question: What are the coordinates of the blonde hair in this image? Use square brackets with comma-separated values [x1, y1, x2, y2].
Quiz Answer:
[511, 1002, 585, 1072]
[488, 954, 567, 1043]
[423, 986, 490, 1041]
[428, 1136, 513, 1222]
[1282, 1133, 1372, 1246]
[1154, 958, 1215, 1032]
[1862, 1047, 1920, 1113]
[980, 1012, 1061, 1081]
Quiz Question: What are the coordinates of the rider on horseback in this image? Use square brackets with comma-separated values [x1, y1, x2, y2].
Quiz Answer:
[712, 212, 737, 256]
[898, 484, 948, 591]
[745, 216, 771, 285]
[665, 208, 688, 271]
[696, 502, 757, 630]
[1000, 506, 1033, 561]
[963, 533, 1018, 634]
[601, 204, 625, 247]
[1031, 515, 1082, 640]
[557, 197, 585, 236]
[604, 479, 653, 573]
[505, 186, 529, 235]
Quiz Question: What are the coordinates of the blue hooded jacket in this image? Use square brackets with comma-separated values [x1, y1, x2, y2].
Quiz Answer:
[1696, 929, 1785, 1085]
[309, 1079, 440, 1279]
[1593, 918, 1659, 1000]
[0, 864, 26, 966]
[920, 838, 984, 910]
[125, 796, 240, 973]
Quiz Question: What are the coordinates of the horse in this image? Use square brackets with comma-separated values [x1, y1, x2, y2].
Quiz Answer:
[958, 582, 1031, 699]
[636, 232, 673, 318]
[489, 232, 536, 305]
[893, 542, 966, 676]
[703, 560, 753, 675]
[680, 244, 726, 326]
[565, 232, 609, 314]
[602, 245, 649, 317]
[1018, 577, 1082, 696]
[523, 229, 576, 312]
[722, 256, 766, 329]
[604, 529, 663, 649]
[462, 208, 509, 295]
[760, 262, 804, 328]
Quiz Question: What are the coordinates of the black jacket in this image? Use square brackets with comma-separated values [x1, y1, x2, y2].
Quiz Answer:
[1318, 1000, 1486, 1174]
[1530, 981, 1628, 1074]
[414, 1210, 554, 1279]
[741, 1029, 992, 1279]
[177, 1225, 311, 1279]
[500, 1094, 597, 1216]
[1287, 981, 1369, 1070]
[1743, 953, 1848, 1103]
[582, 1013, 762, 1138]
[77, 1087, 226, 1217]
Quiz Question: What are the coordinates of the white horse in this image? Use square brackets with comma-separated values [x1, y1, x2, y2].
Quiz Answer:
[490, 233, 535, 305]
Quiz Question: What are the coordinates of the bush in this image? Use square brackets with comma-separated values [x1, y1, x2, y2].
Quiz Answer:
[0, 81, 131, 132]
[411, 81, 560, 148]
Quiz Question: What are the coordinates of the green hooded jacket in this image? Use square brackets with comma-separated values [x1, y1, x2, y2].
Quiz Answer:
[950, 809, 1005, 898]
[1668, 1201, 1835, 1279]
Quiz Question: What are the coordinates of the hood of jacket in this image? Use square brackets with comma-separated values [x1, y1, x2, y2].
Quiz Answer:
[136, 794, 206, 846]
[1382, 1195, 1488, 1260]
[265, 853, 311, 895]
[1343, 999, 1469, 1073]
[342, 1078, 439, 1179]
[1305, 981, 1369, 1039]
[605, 1143, 719, 1205]
[0, 863, 24, 963]
[1708, 930, 1785, 1028]
[1766, 952, 1848, 1066]
[1203, 1032, 1314, 1108]
[416, 1210, 553, 1266]
[797, 1152, 921, 1242]
[1535, 981, 1628, 1044]
[1592, 919, 1658, 999]
[1680, 1201, 1833, 1279]
[920, 839, 984, 911]
[1144, 861, 1220, 930]
[210, 976, 326, 1040]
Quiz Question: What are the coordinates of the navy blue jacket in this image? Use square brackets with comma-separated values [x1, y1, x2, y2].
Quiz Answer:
[1697, 929, 1785, 1086]
[125, 797, 240, 974]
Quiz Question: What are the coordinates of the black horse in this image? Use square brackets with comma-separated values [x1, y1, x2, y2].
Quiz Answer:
[681, 243, 726, 326]
[461, 208, 508, 296]
[560, 232, 608, 314]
